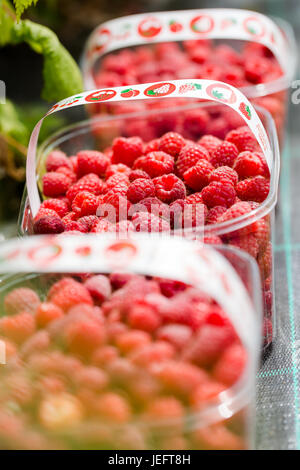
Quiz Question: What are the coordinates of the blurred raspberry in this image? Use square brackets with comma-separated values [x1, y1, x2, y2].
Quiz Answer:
[46, 150, 72, 172]
[213, 344, 247, 386]
[0, 312, 36, 344]
[226, 126, 259, 152]
[133, 151, 174, 178]
[56, 166, 77, 184]
[156, 324, 192, 350]
[132, 212, 170, 233]
[84, 275, 112, 304]
[128, 302, 161, 333]
[49, 279, 93, 311]
[230, 233, 259, 258]
[182, 108, 209, 139]
[43, 172, 72, 197]
[66, 320, 106, 357]
[36, 303, 64, 328]
[206, 206, 227, 225]
[4, 288, 40, 315]
[198, 135, 222, 157]
[33, 213, 65, 234]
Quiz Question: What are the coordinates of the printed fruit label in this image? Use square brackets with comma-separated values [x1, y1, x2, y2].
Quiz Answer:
[121, 88, 140, 98]
[137, 16, 162, 38]
[190, 15, 214, 34]
[206, 83, 237, 104]
[90, 27, 111, 55]
[144, 83, 176, 97]
[243, 16, 266, 38]
[85, 89, 117, 102]
[239, 102, 252, 120]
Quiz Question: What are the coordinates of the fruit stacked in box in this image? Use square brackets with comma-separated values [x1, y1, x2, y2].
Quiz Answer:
[90, 40, 286, 143]
[32, 124, 272, 346]
[0, 271, 249, 450]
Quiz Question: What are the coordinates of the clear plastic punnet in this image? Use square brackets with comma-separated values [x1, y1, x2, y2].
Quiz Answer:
[82, 8, 297, 147]
[19, 79, 279, 347]
[0, 234, 261, 450]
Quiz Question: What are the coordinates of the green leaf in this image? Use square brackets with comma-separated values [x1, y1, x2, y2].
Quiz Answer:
[193, 83, 202, 90]
[146, 90, 156, 96]
[0, 1, 16, 46]
[0, 99, 29, 145]
[13, 0, 38, 21]
[11, 20, 83, 101]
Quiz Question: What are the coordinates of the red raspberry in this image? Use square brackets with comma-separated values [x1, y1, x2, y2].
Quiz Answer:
[49, 279, 93, 311]
[152, 361, 208, 396]
[170, 199, 207, 230]
[230, 234, 259, 258]
[74, 366, 108, 392]
[109, 272, 137, 290]
[104, 175, 129, 195]
[90, 218, 113, 233]
[258, 242, 272, 280]
[77, 150, 110, 178]
[43, 172, 72, 197]
[129, 169, 151, 182]
[205, 116, 229, 140]
[69, 155, 78, 173]
[182, 108, 209, 138]
[40, 199, 69, 218]
[36, 303, 64, 328]
[156, 324, 192, 350]
[154, 174, 186, 203]
[213, 344, 247, 386]
[0, 312, 36, 344]
[233, 151, 270, 179]
[48, 277, 78, 299]
[244, 56, 270, 84]
[33, 213, 65, 234]
[56, 166, 77, 184]
[45, 150, 72, 172]
[4, 288, 40, 315]
[183, 160, 213, 191]
[158, 132, 185, 157]
[236, 176, 270, 203]
[203, 235, 223, 245]
[176, 144, 209, 178]
[144, 396, 184, 423]
[226, 126, 258, 152]
[130, 341, 175, 367]
[105, 163, 131, 180]
[94, 392, 131, 423]
[112, 136, 143, 167]
[71, 191, 100, 217]
[84, 275, 111, 304]
[209, 166, 238, 186]
[128, 302, 161, 333]
[201, 181, 236, 208]
[34, 207, 59, 221]
[192, 423, 244, 450]
[102, 192, 131, 222]
[132, 212, 170, 233]
[185, 192, 204, 204]
[116, 330, 151, 354]
[190, 381, 226, 408]
[133, 151, 174, 178]
[144, 138, 160, 154]
[77, 215, 98, 232]
[64, 221, 85, 233]
[217, 201, 257, 237]
[210, 142, 238, 168]
[133, 197, 170, 219]
[198, 135, 222, 157]
[206, 206, 227, 225]
[253, 218, 270, 254]
[155, 278, 187, 298]
[66, 320, 106, 357]
[66, 174, 104, 202]
[111, 220, 135, 235]
[127, 178, 155, 203]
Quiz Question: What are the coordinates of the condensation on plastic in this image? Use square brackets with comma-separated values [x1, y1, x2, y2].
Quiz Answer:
[0, 234, 262, 448]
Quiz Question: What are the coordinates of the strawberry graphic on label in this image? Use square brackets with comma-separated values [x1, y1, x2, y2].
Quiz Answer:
[144, 82, 176, 98]
[169, 20, 183, 33]
[85, 89, 117, 102]
[92, 28, 111, 54]
[190, 15, 214, 35]
[239, 102, 252, 120]
[105, 241, 137, 268]
[243, 16, 266, 38]
[179, 83, 202, 94]
[138, 17, 162, 38]
[206, 83, 237, 104]
[28, 243, 62, 265]
[121, 88, 140, 98]
[76, 246, 92, 257]
[221, 18, 237, 30]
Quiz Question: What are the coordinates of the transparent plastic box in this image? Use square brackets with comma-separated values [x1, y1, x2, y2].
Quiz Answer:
[19, 100, 279, 348]
[0, 235, 261, 450]
[82, 10, 297, 148]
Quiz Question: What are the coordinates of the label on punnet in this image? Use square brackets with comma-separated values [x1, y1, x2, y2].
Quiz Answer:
[0, 234, 259, 352]
[82, 8, 289, 79]
[26, 78, 273, 218]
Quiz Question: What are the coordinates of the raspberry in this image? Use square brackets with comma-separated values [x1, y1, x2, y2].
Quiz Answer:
[183, 160, 213, 191]
[77, 215, 98, 232]
[217, 201, 256, 237]
[90, 218, 113, 233]
[192, 423, 244, 450]
[233, 151, 269, 179]
[133, 197, 170, 219]
[201, 181, 236, 208]
[66, 174, 104, 202]
[132, 212, 170, 233]
[105, 164, 130, 181]
[226, 126, 258, 152]
[49, 279, 93, 311]
[154, 174, 186, 203]
[127, 178, 155, 203]
[130, 341, 175, 367]
[0, 312, 36, 344]
[258, 242, 272, 280]
[40, 199, 69, 218]
[230, 234, 259, 258]
[170, 199, 206, 231]
[128, 302, 161, 333]
[56, 166, 77, 184]
[190, 381, 226, 408]
[94, 392, 131, 423]
[71, 191, 100, 217]
[77, 150, 109, 178]
[143, 138, 160, 154]
[102, 192, 131, 222]
[91, 345, 119, 367]
[112, 136, 143, 167]
[182, 108, 209, 139]
[64, 221, 86, 233]
[104, 175, 129, 195]
[33, 213, 65, 235]
[112, 220, 135, 235]
[43, 172, 72, 197]
[206, 206, 227, 225]
[84, 275, 111, 304]
[48, 277, 78, 298]
[213, 344, 247, 386]
[21, 330, 50, 358]
[36, 303, 64, 328]
[209, 166, 238, 186]
[116, 330, 151, 354]
[4, 287, 40, 315]
[144, 396, 184, 422]
[203, 235, 223, 245]
[45, 150, 72, 172]
[158, 132, 185, 157]
[129, 169, 151, 182]
[66, 320, 105, 357]
[176, 144, 209, 178]
[236, 176, 270, 203]
[155, 278, 187, 297]
[210, 142, 238, 168]
[198, 135, 222, 156]
[74, 366, 108, 392]
[133, 151, 174, 178]
[156, 324, 192, 350]
[153, 361, 208, 396]
[253, 218, 270, 254]
[245, 56, 270, 84]
[205, 116, 229, 139]
[39, 393, 83, 430]
[185, 192, 204, 204]
[109, 272, 137, 289]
